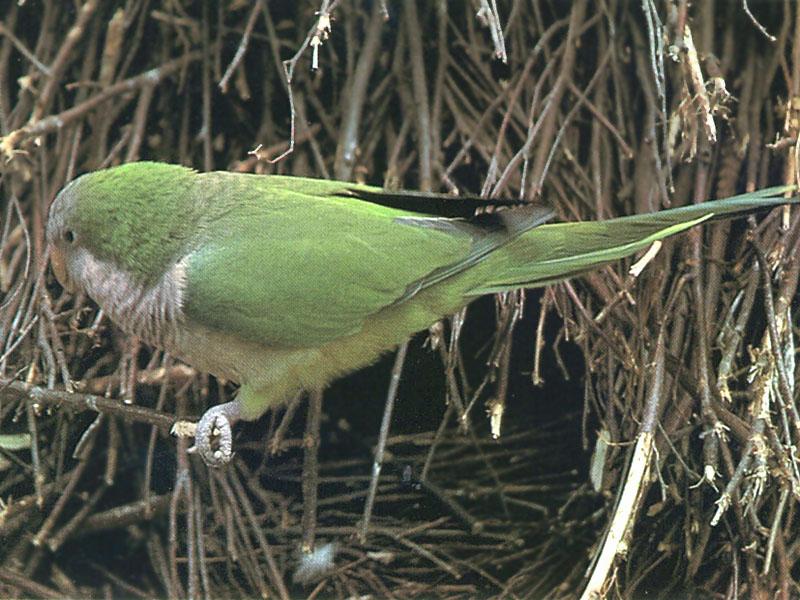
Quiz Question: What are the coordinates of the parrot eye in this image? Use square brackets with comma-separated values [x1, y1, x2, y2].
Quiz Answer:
[64, 230, 76, 244]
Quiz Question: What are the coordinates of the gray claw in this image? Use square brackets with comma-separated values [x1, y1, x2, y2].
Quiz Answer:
[192, 401, 241, 467]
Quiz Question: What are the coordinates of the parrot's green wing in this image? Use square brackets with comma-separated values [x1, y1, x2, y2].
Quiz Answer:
[183, 175, 552, 347]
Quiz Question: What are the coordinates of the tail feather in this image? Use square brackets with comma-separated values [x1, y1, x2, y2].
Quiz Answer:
[468, 186, 796, 295]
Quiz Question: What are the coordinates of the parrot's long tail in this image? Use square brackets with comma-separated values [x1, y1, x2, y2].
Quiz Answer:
[467, 186, 796, 295]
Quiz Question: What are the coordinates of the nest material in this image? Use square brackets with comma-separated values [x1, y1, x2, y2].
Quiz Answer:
[1, 1, 800, 598]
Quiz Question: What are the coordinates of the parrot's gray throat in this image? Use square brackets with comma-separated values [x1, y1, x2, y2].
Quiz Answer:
[73, 248, 187, 350]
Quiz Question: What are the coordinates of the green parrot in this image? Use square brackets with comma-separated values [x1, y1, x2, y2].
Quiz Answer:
[45, 162, 795, 466]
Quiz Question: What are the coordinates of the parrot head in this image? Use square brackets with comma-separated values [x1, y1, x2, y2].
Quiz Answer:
[46, 162, 201, 294]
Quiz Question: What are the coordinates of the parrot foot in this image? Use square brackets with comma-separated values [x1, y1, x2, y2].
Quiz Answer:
[190, 401, 241, 467]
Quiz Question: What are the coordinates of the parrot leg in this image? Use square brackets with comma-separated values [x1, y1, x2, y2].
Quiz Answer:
[191, 400, 241, 467]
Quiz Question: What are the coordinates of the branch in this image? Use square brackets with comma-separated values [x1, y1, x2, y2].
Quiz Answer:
[0, 379, 176, 431]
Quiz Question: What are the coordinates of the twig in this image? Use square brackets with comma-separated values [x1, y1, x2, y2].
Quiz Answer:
[225, 471, 291, 600]
[476, 0, 508, 63]
[404, 1, 433, 190]
[581, 326, 665, 599]
[218, 1, 262, 93]
[360, 341, 408, 543]
[302, 390, 323, 553]
[334, 2, 384, 180]
[32, 0, 99, 121]
[0, 21, 51, 75]
[681, 26, 717, 144]
[742, 1, 777, 42]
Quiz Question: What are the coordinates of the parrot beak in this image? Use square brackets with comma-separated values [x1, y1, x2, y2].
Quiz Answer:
[49, 245, 74, 293]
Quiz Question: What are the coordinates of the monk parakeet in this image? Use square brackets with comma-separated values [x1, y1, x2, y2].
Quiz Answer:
[45, 162, 795, 466]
